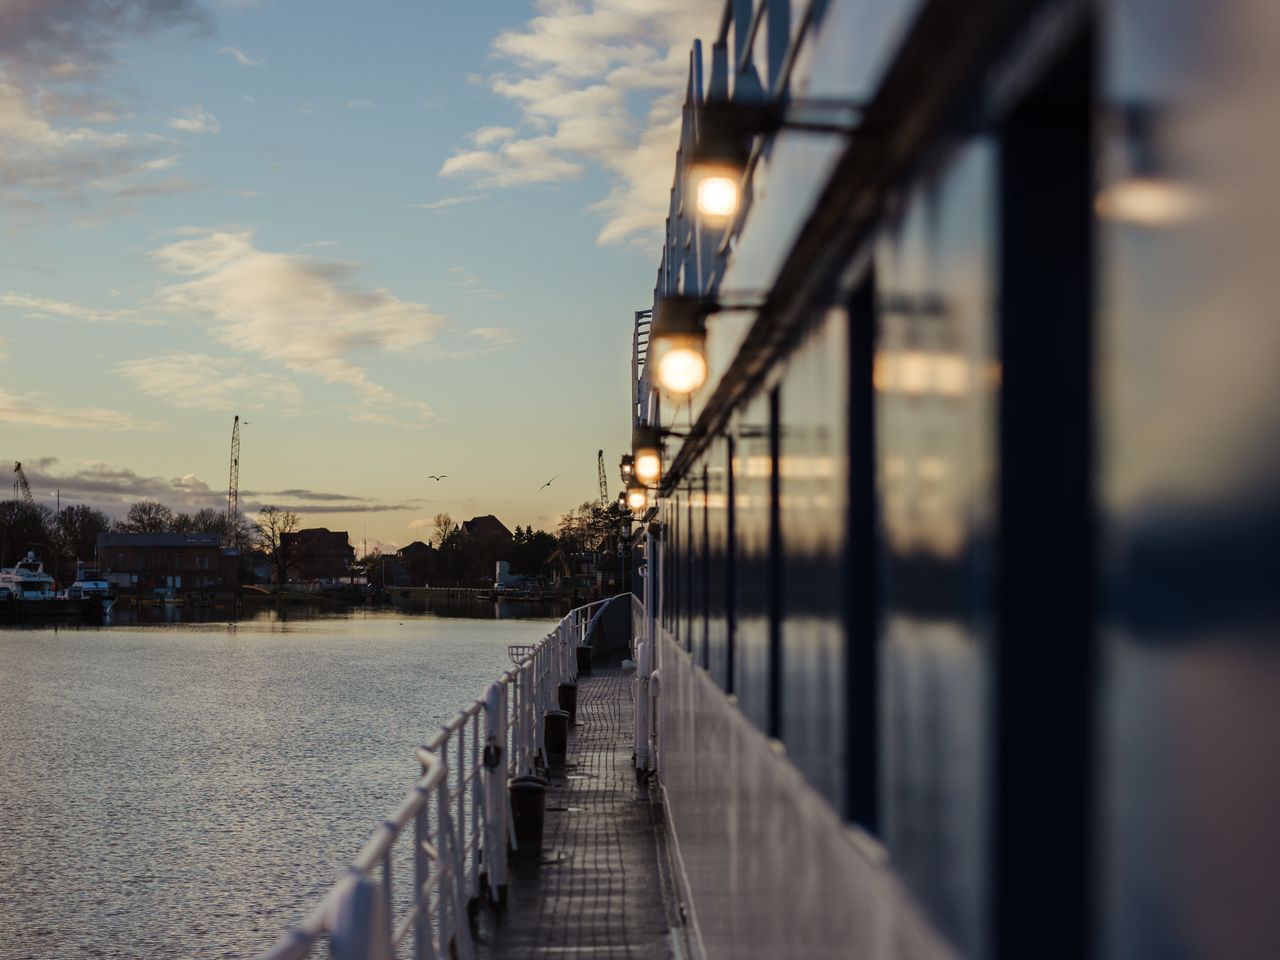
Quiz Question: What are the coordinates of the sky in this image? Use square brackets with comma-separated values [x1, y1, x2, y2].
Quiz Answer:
[0, 0, 720, 552]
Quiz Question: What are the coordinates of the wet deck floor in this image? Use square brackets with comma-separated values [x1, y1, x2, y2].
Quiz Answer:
[479, 664, 681, 960]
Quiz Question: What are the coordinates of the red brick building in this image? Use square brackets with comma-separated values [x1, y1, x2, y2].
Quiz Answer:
[97, 533, 237, 591]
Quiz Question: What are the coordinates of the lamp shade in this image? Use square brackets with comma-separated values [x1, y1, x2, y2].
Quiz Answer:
[632, 423, 663, 486]
[650, 296, 709, 397]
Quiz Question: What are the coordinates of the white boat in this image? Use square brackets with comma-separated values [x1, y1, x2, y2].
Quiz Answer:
[61, 563, 117, 614]
[0, 551, 56, 600]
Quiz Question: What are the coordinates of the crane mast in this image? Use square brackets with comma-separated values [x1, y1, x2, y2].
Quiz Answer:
[597, 449, 609, 507]
[227, 416, 240, 532]
[13, 461, 34, 507]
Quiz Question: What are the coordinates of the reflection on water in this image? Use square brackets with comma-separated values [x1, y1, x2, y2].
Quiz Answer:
[100, 594, 568, 628]
[0, 608, 556, 959]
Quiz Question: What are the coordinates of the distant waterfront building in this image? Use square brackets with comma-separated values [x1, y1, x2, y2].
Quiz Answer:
[96, 532, 236, 592]
[460, 515, 513, 543]
[397, 540, 435, 587]
[279, 528, 355, 581]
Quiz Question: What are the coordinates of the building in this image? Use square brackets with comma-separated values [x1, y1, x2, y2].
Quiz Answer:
[279, 528, 354, 581]
[459, 515, 512, 543]
[96, 532, 235, 592]
[397, 540, 435, 587]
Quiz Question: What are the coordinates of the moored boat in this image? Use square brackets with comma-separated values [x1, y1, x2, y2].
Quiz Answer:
[0, 551, 56, 601]
[60, 562, 117, 615]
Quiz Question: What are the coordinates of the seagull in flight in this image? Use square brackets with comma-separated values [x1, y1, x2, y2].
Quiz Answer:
[427, 475, 447, 481]
[538, 475, 558, 491]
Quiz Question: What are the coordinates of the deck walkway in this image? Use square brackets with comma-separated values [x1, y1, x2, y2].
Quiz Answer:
[480, 663, 680, 960]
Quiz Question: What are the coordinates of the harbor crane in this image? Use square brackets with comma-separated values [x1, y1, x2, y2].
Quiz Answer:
[227, 415, 240, 529]
[13, 461, 34, 507]
[597, 449, 609, 507]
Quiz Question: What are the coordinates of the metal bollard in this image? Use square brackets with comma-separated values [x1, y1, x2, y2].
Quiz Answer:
[557, 681, 578, 725]
[576, 644, 593, 677]
[509, 775, 547, 862]
[544, 709, 570, 771]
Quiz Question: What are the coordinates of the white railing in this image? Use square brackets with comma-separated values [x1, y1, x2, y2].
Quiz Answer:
[260, 597, 614, 960]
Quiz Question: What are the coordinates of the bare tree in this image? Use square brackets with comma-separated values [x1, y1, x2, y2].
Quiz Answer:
[432, 512, 454, 548]
[116, 499, 174, 533]
[255, 506, 300, 585]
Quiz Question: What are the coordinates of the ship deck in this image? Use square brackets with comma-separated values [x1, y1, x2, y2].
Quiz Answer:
[480, 663, 681, 959]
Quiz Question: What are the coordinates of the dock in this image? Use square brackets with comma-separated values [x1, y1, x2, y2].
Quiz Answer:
[481, 663, 680, 959]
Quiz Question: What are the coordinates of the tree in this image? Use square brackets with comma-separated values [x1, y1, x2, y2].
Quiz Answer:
[117, 499, 174, 533]
[51, 504, 112, 572]
[511, 527, 557, 577]
[432, 512, 454, 548]
[255, 506, 300, 585]
[557, 501, 628, 554]
[0, 499, 54, 568]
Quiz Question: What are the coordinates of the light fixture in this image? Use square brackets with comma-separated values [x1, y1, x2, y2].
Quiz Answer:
[619, 454, 634, 484]
[650, 295, 709, 397]
[617, 490, 628, 511]
[626, 479, 648, 516]
[1095, 102, 1204, 227]
[632, 424, 662, 487]
[688, 98, 860, 228]
[687, 102, 751, 227]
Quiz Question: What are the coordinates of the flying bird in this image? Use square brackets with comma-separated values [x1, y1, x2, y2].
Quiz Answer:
[427, 475, 447, 481]
[538, 475, 558, 491]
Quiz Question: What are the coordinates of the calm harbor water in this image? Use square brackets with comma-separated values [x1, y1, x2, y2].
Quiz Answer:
[0, 606, 557, 959]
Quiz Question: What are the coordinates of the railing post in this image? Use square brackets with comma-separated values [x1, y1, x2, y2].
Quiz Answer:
[414, 782, 434, 960]
[483, 681, 509, 906]
[437, 734, 453, 953]
[471, 711, 480, 896]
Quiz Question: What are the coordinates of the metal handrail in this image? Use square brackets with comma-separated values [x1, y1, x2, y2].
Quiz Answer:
[259, 596, 618, 960]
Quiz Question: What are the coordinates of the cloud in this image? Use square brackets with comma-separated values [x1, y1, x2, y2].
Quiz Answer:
[0, 1, 210, 210]
[414, 195, 485, 211]
[344, 99, 375, 110]
[169, 105, 220, 134]
[118, 353, 303, 412]
[469, 326, 520, 347]
[0, 388, 154, 431]
[471, 125, 516, 147]
[218, 46, 264, 67]
[0, 336, 8, 361]
[0, 291, 155, 324]
[0, 1, 211, 81]
[440, 0, 720, 245]
[150, 229, 444, 420]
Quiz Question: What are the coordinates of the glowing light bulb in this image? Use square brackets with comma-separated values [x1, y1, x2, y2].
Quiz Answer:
[634, 452, 662, 486]
[656, 347, 708, 395]
[627, 486, 648, 513]
[696, 174, 740, 221]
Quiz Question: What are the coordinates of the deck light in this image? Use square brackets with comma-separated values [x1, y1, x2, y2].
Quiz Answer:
[619, 454, 634, 483]
[689, 98, 860, 229]
[626, 479, 649, 515]
[688, 105, 750, 227]
[650, 296, 709, 397]
[632, 424, 663, 487]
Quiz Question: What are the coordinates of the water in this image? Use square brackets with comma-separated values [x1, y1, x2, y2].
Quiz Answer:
[0, 607, 557, 959]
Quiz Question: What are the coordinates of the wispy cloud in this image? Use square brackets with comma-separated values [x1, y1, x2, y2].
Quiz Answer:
[469, 327, 520, 347]
[0, 291, 155, 324]
[0, 388, 154, 431]
[168, 105, 220, 135]
[218, 45, 264, 67]
[150, 229, 444, 422]
[440, 0, 720, 246]
[344, 99, 375, 110]
[414, 195, 486, 211]
[118, 353, 303, 412]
